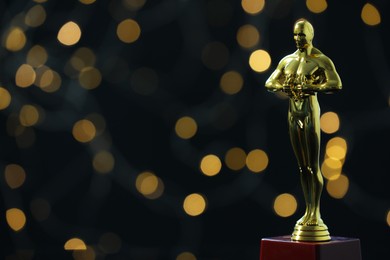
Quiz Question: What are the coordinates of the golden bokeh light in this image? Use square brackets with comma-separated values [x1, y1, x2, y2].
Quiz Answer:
[58, 21, 82, 46]
[201, 41, 229, 70]
[73, 246, 96, 260]
[15, 64, 36, 88]
[224, 147, 246, 171]
[27, 45, 48, 68]
[25, 4, 46, 27]
[183, 193, 207, 217]
[79, 66, 102, 89]
[237, 24, 260, 49]
[6, 208, 27, 231]
[386, 210, 390, 227]
[19, 104, 40, 127]
[320, 111, 340, 134]
[93, 150, 115, 174]
[39, 69, 62, 93]
[249, 49, 271, 73]
[177, 252, 197, 260]
[246, 149, 269, 173]
[79, 0, 96, 4]
[306, 0, 328, 14]
[5, 27, 26, 52]
[71, 47, 96, 71]
[321, 159, 342, 180]
[117, 19, 141, 43]
[72, 119, 96, 143]
[361, 3, 381, 26]
[241, 0, 265, 15]
[99, 232, 122, 254]
[175, 116, 198, 139]
[200, 154, 222, 176]
[135, 171, 164, 199]
[30, 198, 51, 221]
[326, 137, 347, 160]
[220, 71, 244, 95]
[273, 193, 298, 217]
[0, 87, 11, 110]
[4, 164, 26, 189]
[123, 0, 146, 11]
[64, 238, 87, 250]
[326, 174, 349, 199]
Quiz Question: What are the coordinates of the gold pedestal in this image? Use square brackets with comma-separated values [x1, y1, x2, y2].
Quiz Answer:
[292, 224, 331, 242]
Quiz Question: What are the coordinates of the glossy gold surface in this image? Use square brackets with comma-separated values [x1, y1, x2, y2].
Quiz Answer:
[265, 18, 342, 242]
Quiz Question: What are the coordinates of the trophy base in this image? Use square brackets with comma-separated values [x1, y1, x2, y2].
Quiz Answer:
[291, 224, 331, 241]
[260, 236, 362, 260]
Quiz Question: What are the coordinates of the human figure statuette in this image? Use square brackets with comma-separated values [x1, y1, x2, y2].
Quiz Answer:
[265, 19, 342, 242]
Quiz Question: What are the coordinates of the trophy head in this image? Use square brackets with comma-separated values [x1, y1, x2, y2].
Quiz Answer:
[293, 19, 314, 52]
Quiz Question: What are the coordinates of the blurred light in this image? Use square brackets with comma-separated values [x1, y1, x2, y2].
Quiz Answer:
[38, 69, 62, 93]
[386, 210, 390, 227]
[86, 113, 106, 136]
[320, 111, 340, 134]
[220, 71, 244, 95]
[200, 154, 222, 176]
[64, 238, 87, 250]
[135, 171, 164, 199]
[79, 67, 102, 89]
[79, 0, 96, 4]
[0, 87, 11, 110]
[273, 193, 297, 217]
[72, 119, 96, 143]
[71, 47, 96, 71]
[5, 27, 26, 52]
[93, 150, 115, 174]
[249, 49, 271, 73]
[27, 45, 48, 68]
[246, 149, 269, 173]
[117, 19, 141, 43]
[58, 21, 82, 46]
[326, 137, 347, 160]
[241, 0, 265, 15]
[19, 105, 40, 127]
[175, 116, 198, 139]
[177, 252, 197, 260]
[225, 147, 246, 171]
[4, 164, 26, 189]
[201, 41, 229, 70]
[236, 24, 260, 49]
[30, 198, 51, 221]
[99, 232, 121, 254]
[6, 208, 26, 231]
[15, 64, 36, 88]
[25, 4, 46, 27]
[326, 174, 349, 199]
[321, 158, 342, 180]
[131, 67, 158, 95]
[183, 193, 207, 217]
[361, 3, 381, 26]
[123, 0, 146, 11]
[73, 246, 96, 260]
[306, 0, 327, 13]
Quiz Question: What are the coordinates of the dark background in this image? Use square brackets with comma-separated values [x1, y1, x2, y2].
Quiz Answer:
[0, 0, 389, 259]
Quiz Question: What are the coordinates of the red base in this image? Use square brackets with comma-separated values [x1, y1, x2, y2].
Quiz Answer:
[260, 236, 362, 260]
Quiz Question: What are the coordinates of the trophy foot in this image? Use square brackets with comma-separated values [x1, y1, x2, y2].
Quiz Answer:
[291, 221, 330, 242]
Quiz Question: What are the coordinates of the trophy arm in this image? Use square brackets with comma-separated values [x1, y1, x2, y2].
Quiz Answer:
[265, 68, 284, 92]
[317, 57, 342, 93]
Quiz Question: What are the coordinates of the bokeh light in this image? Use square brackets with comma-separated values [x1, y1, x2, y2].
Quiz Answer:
[123, 0, 146, 11]
[15, 64, 36, 88]
[5, 27, 26, 52]
[273, 193, 298, 217]
[6, 208, 27, 232]
[241, 0, 265, 15]
[183, 193, 207, 217]
[27, 45, 48, 67]
[326, 137, 347, 161]
[64, 238, 87, 250]
[200, 154, 222, 176]
[72, 119, 96, 143]
[306, 0, 328, 14]
[387, 210, 390, 227]
[79, 66, 102, 89]
[93, 150, 115, 174]
[361, 3, 381, 26]
[321, 158, 342, 180]
[135, 171, 164, 199]
[4, 164, 26, 189]
[326, 174, 349, 199]
[246, 149, 269, 173]
[175, 116, 198, 139]
[19, 105, 40, 127]
[320, 111, 340, 134]
[73, 246, 96, 260]
[177, 252, 197, 260]
[249, 49, 271, 73]
[79, 0, 96, 4]
[0, 87, 11, 110]
[117, 19, 141, 43]
[237, 24, 260, 49]
[220, 71, 244, 95]
[58, 21, 82, 46]
[25, 4, 46, 27]
[224, 147, 246, 171]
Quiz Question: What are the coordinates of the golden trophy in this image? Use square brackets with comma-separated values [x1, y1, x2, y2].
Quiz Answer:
[260, 18, 362, 260]
[265, 18, 342, 242]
